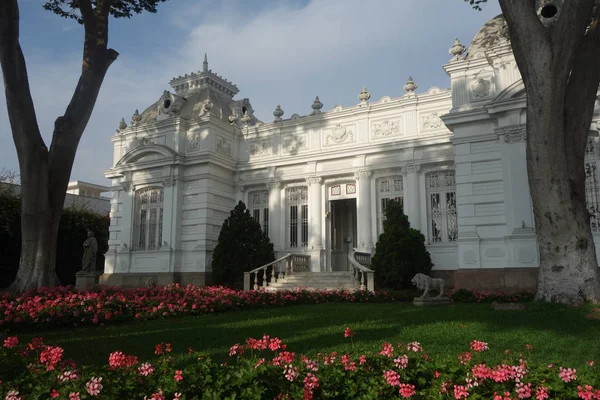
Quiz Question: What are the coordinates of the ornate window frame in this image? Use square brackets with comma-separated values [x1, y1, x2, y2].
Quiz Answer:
[376, 175, 404, 235]
[425, 170, 458, 244]
[248, 189, 270, 237]
[132, 186, 164, 251]
[585, 135, 600, 233]
[286, 186, 308, 249]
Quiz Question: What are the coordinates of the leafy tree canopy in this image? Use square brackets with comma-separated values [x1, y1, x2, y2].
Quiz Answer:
[43, 0, 168, 23]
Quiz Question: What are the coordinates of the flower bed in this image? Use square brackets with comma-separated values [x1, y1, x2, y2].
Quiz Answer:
[0, 329, 597, 399]
[0, 285, 533, 332]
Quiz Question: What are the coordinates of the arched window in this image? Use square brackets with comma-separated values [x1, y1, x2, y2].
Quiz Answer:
[249, 190, 269, 237]
[376, 176, 404, 235]
[426, 171, 457, 244]
[286, 186, 308, 248]
[585, 136, 600, 233]
[133, 187, 164, 251]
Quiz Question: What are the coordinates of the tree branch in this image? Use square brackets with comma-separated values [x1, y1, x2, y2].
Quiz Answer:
[0, 0, 47, 162]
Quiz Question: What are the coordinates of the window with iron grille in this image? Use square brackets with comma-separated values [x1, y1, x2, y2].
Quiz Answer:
[426, 171, 457, 244]
[249, 190, 269, 237]
[377, 176, 404, 235]
[585, 137, 600, 233]
[286, 187, 308, 248]
[133, 187, 164, 251]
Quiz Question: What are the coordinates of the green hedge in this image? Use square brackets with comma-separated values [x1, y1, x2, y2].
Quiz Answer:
[0, 188, 109, 288]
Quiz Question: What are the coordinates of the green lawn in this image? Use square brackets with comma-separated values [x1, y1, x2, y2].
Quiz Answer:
[22, 302, 600, 367]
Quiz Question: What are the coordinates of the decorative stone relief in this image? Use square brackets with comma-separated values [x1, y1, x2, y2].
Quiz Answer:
[162, 176, 176, 187]
[420, 112, 444, 130]
[372, 120, 402, 138]
[249, 140, 270, 156]
[121, 181, 133, 192]
[402, 164, 421, 174]
[266, 181, 281, 190]
[216, 136, 232, 156]
[187, 132, 200, 152]
[283, 135, 307, 152]
[325, 124, 353, 145]
[471, 79, 491, 99]
[354, 170, 372, 180]
[496, 125, 526, 143]
[306, 176, 323, 186]
[158, 90, 186, 116]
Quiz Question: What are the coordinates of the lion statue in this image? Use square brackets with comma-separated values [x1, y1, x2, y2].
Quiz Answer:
[411, 273, 446, 298]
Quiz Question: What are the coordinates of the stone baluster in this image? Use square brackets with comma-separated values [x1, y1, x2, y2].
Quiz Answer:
[253, 272, 259, 290]
[263, 268, 268, 288]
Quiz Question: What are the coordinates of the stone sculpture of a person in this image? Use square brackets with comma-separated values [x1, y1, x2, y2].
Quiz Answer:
[81, 230, 98, 273]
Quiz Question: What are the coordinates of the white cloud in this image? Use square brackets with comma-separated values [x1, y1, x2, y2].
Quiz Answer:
[0, 0, 502, 184]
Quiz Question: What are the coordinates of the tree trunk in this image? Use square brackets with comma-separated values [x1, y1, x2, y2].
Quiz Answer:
[500, 0, 600, 304]
[0, 0, 118, 292]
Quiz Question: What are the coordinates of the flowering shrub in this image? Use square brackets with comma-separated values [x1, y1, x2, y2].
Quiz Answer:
[1, 331, 598, 399]
[449, 288, 535, 303]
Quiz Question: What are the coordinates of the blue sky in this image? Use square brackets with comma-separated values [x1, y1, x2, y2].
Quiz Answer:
[0, 0, 501, 185]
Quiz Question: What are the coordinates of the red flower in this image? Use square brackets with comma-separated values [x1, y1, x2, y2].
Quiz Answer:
[344, 327, 353, 338]
[3, 336, 18, 348]
[174, 370, 183, 382]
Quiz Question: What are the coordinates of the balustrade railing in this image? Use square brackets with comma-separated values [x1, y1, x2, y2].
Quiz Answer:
[243, 254, 311, 291]
[347, 249, 375, 292]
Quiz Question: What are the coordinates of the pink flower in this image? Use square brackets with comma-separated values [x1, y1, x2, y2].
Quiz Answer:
[493, 392, 512, 400]
[50, 390, 59, 399]
[229, 343, 243, 357]
[535, 386, 549, 400]
[359, 355, 367, 365]
[379, 342, 394, 358]
[470, 340, 488, 352]
[303, 373, 320, 400]
[453, 385, 469, 399]
[406, 342, 422, 352]
[69, 393, 80, 400]
[577, 385, 595, 400]
[173, 393, 182, 400]
[516, 382, 532, 399]
[559, 366, 577, 383]
[85, 377, 103, 396]
[40, 345, 64, 371]
[394, 355, 409, 369]
[138, 362, 155, 376]
[58, 370, 78, 382]
[3, 336, 18, 348]
[586, 360, 595, 367]
[5, 391, 22, 400]
[174, 370, 183, 382]
[344, 327, 353, 338]
[384, 370, 401, 387]
[399, 383, 415, 398]
[254, 358, 266, 369]
[283, 365, 299, 382]
[458, 352, 472, 365]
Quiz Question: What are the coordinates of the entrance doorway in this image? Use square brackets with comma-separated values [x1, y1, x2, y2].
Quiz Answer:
[329, 199, 357, 271]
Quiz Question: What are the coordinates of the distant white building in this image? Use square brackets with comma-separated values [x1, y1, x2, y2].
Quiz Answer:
[101, 15, 600, 290]
[1, 180, 110, 214]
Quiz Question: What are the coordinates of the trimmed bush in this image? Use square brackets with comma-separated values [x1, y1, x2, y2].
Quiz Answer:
[211, 201, 275, 289]
[371, 199, 433, 290]
[0, 188, 109, 288]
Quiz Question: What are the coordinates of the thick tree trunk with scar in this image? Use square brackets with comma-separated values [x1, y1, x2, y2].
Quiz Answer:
[499, 0, 600, 304]
[0, 0, 118, 292]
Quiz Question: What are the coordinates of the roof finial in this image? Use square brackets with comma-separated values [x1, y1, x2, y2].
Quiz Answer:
[203, 53, 208, 72]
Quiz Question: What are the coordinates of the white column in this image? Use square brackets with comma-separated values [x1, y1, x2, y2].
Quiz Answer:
[120, 181, 135, 249]
[161, 176, 177, 250]
[234, 184, 246, 206]
[307, 176, 323, 271]
[402, 164, 421, 231]
[355, 170, 373, 252]
[267, 181, 282, 252]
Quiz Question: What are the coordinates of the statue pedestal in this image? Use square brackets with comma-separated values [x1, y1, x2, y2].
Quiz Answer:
[75, 271, 99, 289]
[413, 296, 451, 307]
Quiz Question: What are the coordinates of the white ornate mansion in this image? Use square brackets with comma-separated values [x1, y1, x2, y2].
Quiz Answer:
[101, 15, 600, 290]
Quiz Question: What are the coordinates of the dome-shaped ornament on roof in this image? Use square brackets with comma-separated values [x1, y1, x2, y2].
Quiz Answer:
[273, 104, 284, 122]
[130, 109, 141, 126]
[449, 38, 466, 61]
[311, 96, 323, 115]
[241, 110, 251, 125]
[404, 77, 418, 93]
[117, 117, 127, 132]
[358, 86, 371, 104]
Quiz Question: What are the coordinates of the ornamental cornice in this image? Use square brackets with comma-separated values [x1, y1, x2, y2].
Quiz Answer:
[323, 176, 355, 184]
[305, 176, 323, 186]
[496, 124, 526, 144]
[420, 163, 454, 175]
[353, 170, 372, 180]
[162, 176, 176, 187]
[283, 181, 309, 189]
[371, 169, 402, 180]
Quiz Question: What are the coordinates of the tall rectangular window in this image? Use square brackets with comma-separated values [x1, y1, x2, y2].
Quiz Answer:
[134, 187, 164, 251]
[249, 190, 269, 237]
[377, 176, 404, 235]
[287, 187, 308, 248]
[426, 171, 457, 243]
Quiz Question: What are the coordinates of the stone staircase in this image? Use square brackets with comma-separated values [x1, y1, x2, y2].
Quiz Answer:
[263, 271, 358, 292]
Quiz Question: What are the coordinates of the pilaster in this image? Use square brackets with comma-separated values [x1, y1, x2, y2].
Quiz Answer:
[402, 164, 421, 231]
[306, 175, 324, 271]
[234, 184, 246, 205]
[354, 169, 373, 252]
[267, 181, 282, 252]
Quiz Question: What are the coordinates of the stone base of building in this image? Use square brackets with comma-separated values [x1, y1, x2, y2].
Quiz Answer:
[75, 271, 99, 289]
[451, 268, 538, 293]
[99, 272, 212, 288]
